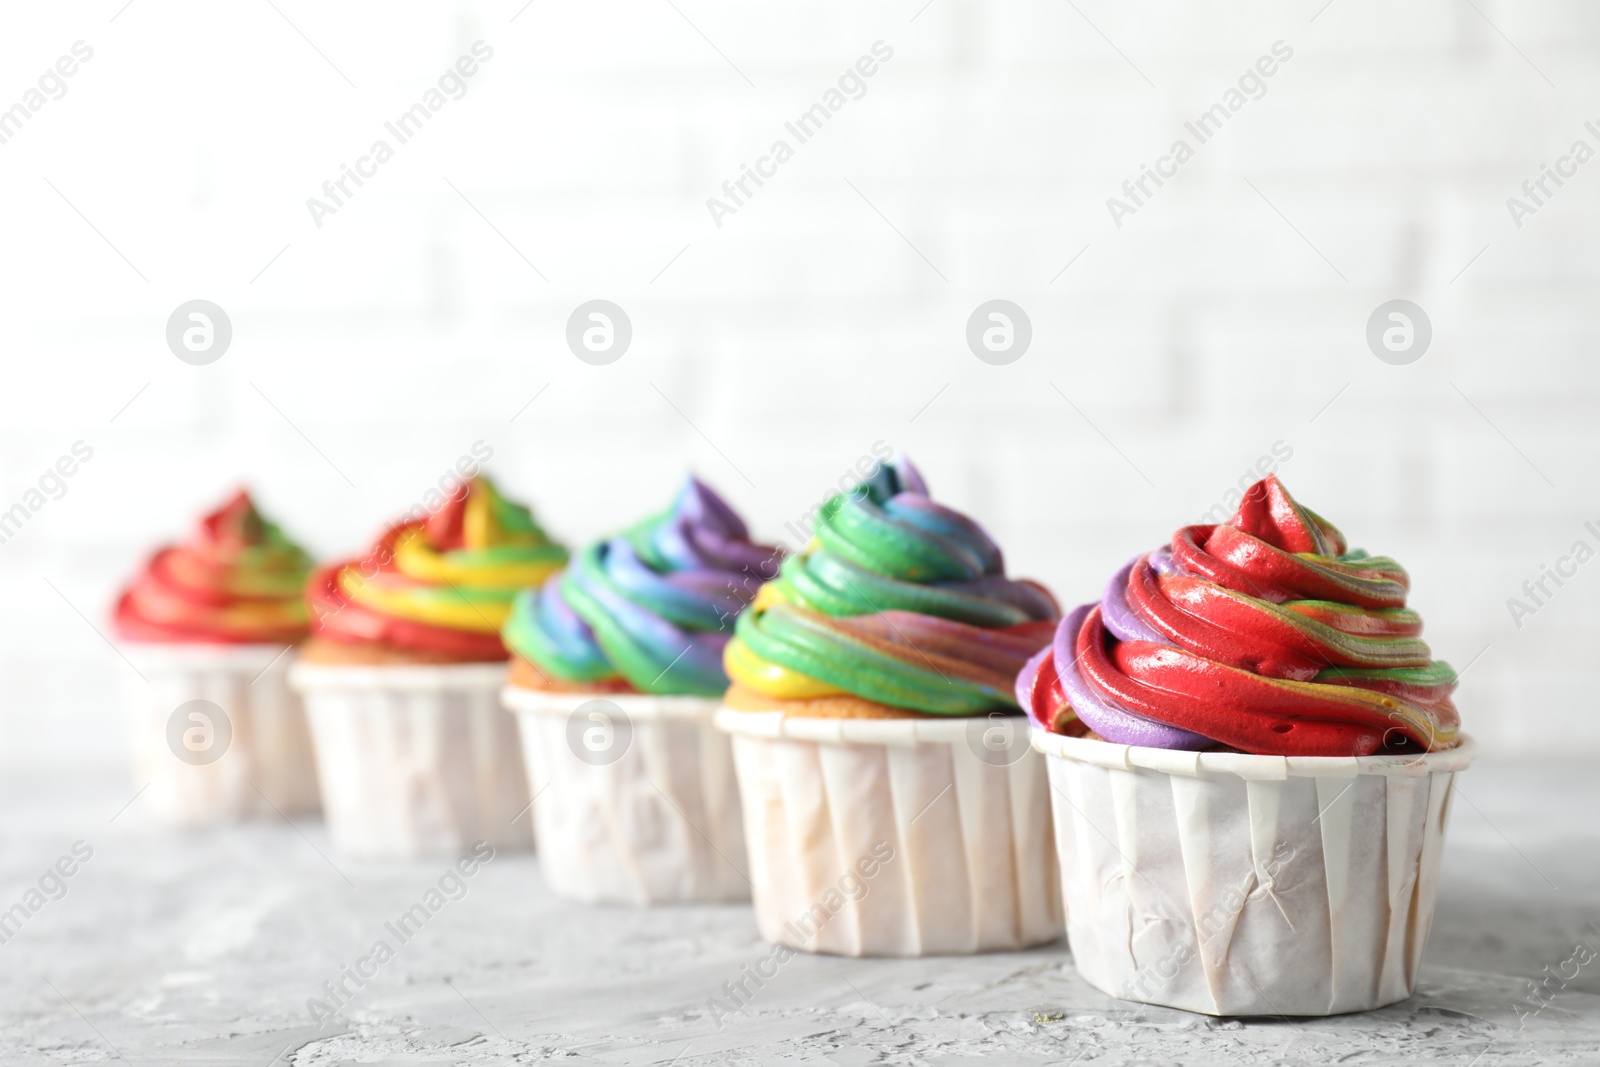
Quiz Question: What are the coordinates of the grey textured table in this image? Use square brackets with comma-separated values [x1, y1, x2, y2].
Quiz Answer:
[2, 760, 1596, 1066]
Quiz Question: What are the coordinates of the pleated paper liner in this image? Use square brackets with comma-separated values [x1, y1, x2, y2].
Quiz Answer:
[290, 661, 531, 860]
[123, 642, 319, 825]
[503, 687, 748, 905]
[716, 708, 1063, 957]
[1033, 728, 1476, 1016]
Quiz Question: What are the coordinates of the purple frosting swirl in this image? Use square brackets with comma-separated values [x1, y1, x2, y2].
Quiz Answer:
[1051, 594, 1211, 749]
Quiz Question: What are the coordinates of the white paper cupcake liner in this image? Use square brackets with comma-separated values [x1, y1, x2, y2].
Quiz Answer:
[290, 661, 531, 860]
[1034, 729, 1477, 1016]
[504, 686, 748, 905]
[716, 708, 1063, 957]
[122, 643, 319, 824]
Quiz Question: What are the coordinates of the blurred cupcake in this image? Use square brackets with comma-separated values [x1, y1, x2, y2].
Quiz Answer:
[113, 490, 318, 824]
[716, 458, 1063, 956]
[291, 475, 565, 859]
[1022, 474, 1471, 1015]
[501, 476, 775, 905]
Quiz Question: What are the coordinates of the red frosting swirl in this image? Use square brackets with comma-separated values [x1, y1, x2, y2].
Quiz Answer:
[305, 476, 566, 661]
[1025, 476, 1461, 757]
[304, 526, 507, 660]
[113, 490, 314, 645]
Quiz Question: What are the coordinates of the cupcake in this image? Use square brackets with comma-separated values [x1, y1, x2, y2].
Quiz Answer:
[500, 476, 775, 905]
[1021, 474, 1472, 1015]
[716, 458, 1064, 956]
[113, 490, 319, 824]
[290, 475, 565, 859]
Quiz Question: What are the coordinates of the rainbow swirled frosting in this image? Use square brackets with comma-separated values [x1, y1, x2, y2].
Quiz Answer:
[502, 477, 777, 696]
[1018, 475, 1461, 757]
[114, 490, 314, 645]
[725, 459, 1060, 715]
[307, 476, 566, 661]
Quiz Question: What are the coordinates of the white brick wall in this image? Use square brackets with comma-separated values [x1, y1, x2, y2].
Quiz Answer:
[1, 0, 1596, 767]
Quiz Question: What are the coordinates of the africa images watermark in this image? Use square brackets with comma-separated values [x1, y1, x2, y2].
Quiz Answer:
[705, 840, 896, 1028]
[1504, 515, 1600, 629]
[306, 841, 496, 1025]
[309, 440, 494, 629]
[0, 40, 94, 148]
[0, 840, 94, 948]
[1197, 440, 1293, 524]
[1106, 40, 1295, 229]
[1513, 937, 1598, 1028]
[0, 440, 95, 547]
[714, 440, 895, 629]
[1119, 839, 1296, 1002]
[772, 440, 893, 556]
[305, 41, 495, 229]
[705, 40, 895, 229]
[1504, 118, 1600, 230]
